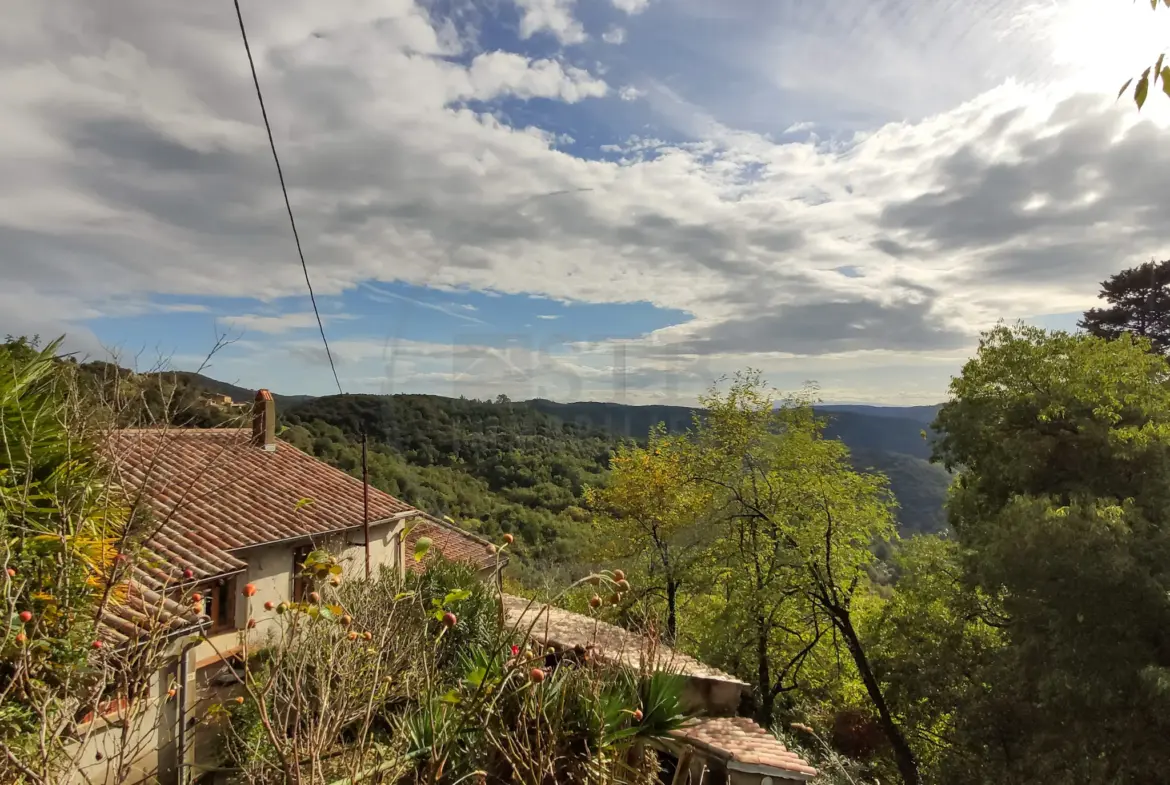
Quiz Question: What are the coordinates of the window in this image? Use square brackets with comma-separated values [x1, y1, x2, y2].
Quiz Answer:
[292, 545, 313, 602]
[201, 577, 236, 632]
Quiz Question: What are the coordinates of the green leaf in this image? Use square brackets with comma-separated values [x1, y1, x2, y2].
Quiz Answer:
[1118, 78, 1133, 101]
[294, 497, 315, 511]
[393, 591, 415, 601]
[464, 666, 487, 689]
[318, 607, 335, 621]
[327, 604, 344, 616]
[1162, 67, 1170, 98]
[413, 536, 432, 562]
[1136, 75, 1150, 109]
[442, 589, 471, 606]
[432, 609, 446, 622]
[328, 564, 343, 576]
[1156, 53, 1165, 79]
[439, 690, 461, 705]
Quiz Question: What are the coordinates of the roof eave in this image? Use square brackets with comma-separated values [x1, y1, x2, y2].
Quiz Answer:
[223, 509, 420, 553]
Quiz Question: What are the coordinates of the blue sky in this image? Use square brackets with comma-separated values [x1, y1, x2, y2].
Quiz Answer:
[4, 0, 1170, 403]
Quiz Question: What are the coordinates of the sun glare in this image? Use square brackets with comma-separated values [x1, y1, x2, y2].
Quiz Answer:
[1046, 0, 1170, 92]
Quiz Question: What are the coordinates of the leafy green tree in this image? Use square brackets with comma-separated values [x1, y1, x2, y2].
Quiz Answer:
[1079, 259, 1170, 353]
[688, 372, 918, 785]
[584, 426, 714, 642]
[860, 535, 1004, 782]
[930, 323, 1170, 783]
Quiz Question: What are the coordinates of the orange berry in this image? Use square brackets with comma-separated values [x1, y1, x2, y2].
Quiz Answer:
[529, 667, 545, 683]
[612, 569, 625, 582]
[502, 533, 514, 545]
[242, 583, 257, 597]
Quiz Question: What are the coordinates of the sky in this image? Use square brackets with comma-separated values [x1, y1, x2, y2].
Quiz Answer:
[4, 0, 1170, 405]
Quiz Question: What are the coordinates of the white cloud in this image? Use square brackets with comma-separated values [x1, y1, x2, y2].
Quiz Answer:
[512, 0, 586, 45]
[611, 0, 650, 15]
[221, 312, 334, 335]
[536, 314, 560, 320]
[618, 84, 644, 101]
[465, 51, 606, 103]
[602, 26, 627, 45]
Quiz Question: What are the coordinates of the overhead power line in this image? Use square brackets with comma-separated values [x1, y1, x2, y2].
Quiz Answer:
[233, 0, 344, 396]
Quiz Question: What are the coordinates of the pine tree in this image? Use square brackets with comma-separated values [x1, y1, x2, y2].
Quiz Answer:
[1079, 259, 1170, 353]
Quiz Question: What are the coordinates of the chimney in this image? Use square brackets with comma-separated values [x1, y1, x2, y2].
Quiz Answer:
[252, 389, 276, 451]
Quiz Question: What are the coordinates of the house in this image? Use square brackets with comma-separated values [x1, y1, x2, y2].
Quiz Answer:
[503, 596, 816, 785]
[79, 390, 496, 785]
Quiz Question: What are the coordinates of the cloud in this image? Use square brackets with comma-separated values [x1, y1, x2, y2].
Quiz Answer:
[513, 0, 586, 45]
[222, 312, 344, 335]
[602, 27, 627, 45]
[611, 0, 650, 14]
[466, 52, 607, 102]
[618, 84, 643, 101]
[536, 314, 560, 320]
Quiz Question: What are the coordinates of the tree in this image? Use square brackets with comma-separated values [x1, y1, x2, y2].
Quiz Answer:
[687, 372, 919, 785]
[585, 426, 714, 642]
[1079, 259, 1170, 353]
[929, 323, 1170, 783]
[859, 536, 1005, 783]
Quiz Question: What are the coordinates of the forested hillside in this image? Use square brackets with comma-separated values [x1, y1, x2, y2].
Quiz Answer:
[280, 392, 952, 566]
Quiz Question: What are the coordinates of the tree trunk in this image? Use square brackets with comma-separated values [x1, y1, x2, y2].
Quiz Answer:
[832, 608, 919, 785]
[666, 579, 678, 644]
[755, 615, 773, 727]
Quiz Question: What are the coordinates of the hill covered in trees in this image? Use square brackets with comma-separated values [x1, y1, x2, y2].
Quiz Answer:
[278, 392, 951, 568]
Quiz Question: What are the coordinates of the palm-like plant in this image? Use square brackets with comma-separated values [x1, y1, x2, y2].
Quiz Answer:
[0, 338, 133, 780]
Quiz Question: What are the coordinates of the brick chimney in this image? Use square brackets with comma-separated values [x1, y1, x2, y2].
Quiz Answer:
[252, 389, 276, 451]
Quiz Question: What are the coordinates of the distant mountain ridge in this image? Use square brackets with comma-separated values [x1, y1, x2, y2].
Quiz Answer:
[526, 399, 950, 534]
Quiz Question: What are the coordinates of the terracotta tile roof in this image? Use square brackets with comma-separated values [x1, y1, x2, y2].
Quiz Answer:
[98, 582, 207, 647]
[671, 717, 817, 780]
[501, 594, 747, 685]
[404, 516, 500, 573]
[108, 428, 419, 585]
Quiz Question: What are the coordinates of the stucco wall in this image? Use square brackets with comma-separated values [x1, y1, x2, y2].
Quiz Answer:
[65, 670, 164, 785]
[188, 519, 404, 665]
[680, 677, 744, 717]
